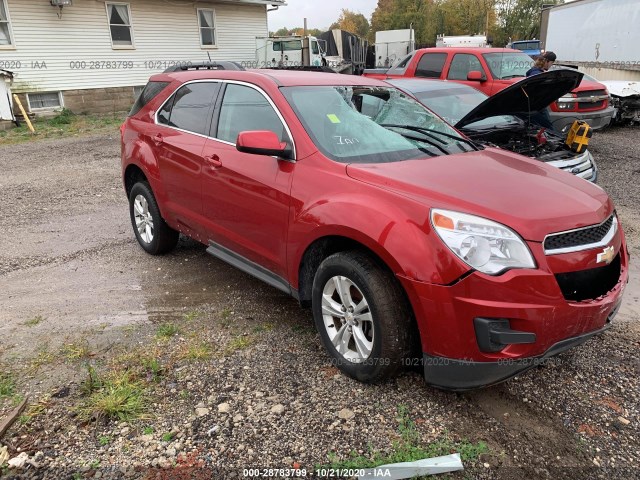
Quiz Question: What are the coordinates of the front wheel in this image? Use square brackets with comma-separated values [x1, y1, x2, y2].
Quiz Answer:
[311, 251, 414, 383]
[129, 182, 179, 255]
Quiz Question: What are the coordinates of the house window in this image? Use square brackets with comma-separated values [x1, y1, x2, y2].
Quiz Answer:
[198, 9, 216, 47]
[106, 3, 133, 48]
[0, 0, 13, 47]
[27, 92, 63, 110]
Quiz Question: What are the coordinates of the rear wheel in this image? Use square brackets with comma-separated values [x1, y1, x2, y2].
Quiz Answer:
[129, 182, 179, 255]
[311, 250, 414, 383]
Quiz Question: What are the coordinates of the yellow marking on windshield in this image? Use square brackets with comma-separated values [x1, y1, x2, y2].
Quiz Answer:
[327, 114, 341, 124]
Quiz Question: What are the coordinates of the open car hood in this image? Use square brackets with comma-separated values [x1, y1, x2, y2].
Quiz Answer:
[455, 70, 583, 129]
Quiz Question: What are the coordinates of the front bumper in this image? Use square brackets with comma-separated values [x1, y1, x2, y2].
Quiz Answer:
[548, 105, 615, 132]
[398, 235, 629, 390]
[423, 321, 616, 391]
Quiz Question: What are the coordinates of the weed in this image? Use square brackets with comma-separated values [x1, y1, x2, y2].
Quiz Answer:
[88, 459, 101, 469]
[99, 436, 111, 446]
[23, 315, 44, 327]
[18, 414, 31, 425]
[178, 341, 213, 361]
[78, 370, 148, 422]
[179, 390, 190, 399]
[143, 426, 154, 435]
[322, 405, 488, 469]
[183, 311, 200, 321]
[0, 372, 15, 398]
[48, 108, 75, 126]
[162, 432, 175, 442]
[142, 357, 162, 382]
[253, 322, 275, 333]
[220, 308, 232, 320]
[222, 336, 254, 356]
[156, 323, 179, 339]
[60, 342, 91, 361]
[29, 346, 56, 372]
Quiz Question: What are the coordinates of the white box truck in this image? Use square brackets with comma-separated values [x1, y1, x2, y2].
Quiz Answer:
[375, 29, 415, 68]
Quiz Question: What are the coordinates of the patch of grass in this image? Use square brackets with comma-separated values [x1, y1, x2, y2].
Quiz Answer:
[322, 405, 488, 470]
[23, 315, 44, 327]
[253, 322, 275, 334]
[141, 357, 162, 382]
[220, 308, 232, 320]
[156, 323, 179, 339]
[60, 341, 91, 361]
[183, 310, 200, 322]
[222, 336, 254, 356]
[17, 396, 52, 427]
[179, 390, 190, 399]
[29, 346, 56, 372]
[88, 459, 101, 470]
[78, 370, 148, 422]
[161, 432, 175, 442]
[0, 372, 16, 398]
[99, 435, 111, 446]
[178, 340, 213, 361]
[143, 426, 154, 435]
[18, 414, 31, 425]
[0, 112, 125, 145]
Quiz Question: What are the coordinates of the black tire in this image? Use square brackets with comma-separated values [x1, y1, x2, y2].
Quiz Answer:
[129, 182, 179, 255]
[311, 250, 414, 383]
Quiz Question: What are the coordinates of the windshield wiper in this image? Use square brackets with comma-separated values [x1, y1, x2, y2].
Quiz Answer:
[380, 124, 479, 151]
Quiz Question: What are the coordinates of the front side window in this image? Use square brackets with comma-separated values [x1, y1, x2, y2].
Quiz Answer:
[0, 0, 13, 46]
[282, 85, 472, 163]
[198, 9, 216, 47]
[415, 53, 447, 78]
[157, 83, 218, 135]
[447, 54, 485, 80]
[483, 52, 533, 80]
[216, 84, 289, 144]
[311, 40, 319, 55]
[106, 3, 133, 47]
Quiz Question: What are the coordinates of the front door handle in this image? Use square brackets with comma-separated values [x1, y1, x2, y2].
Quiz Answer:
[204, 154, 222, 168]
[152, 133, 164, 145]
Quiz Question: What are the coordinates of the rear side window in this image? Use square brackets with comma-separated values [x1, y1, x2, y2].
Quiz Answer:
[415, 53, 447, 78]
[129, 81, 170, 116]
[216, 84, 288, 144]
[157, 82, 219, 135]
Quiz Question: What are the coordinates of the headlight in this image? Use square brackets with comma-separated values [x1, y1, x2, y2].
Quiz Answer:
[431, 209, 536, 275]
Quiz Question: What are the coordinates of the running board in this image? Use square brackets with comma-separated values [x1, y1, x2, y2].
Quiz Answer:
[206, 241, 293, 296]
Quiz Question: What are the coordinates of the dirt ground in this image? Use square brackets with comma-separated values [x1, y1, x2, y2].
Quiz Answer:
[0, 126, 639, 479]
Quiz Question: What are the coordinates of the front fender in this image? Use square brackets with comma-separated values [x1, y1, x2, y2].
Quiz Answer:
[288, 192, 470, 288]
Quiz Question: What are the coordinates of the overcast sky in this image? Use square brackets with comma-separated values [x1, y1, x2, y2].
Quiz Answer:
[267, 0, 378, 31]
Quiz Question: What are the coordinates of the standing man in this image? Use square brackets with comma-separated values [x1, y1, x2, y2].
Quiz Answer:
[526, 51, 557, 76]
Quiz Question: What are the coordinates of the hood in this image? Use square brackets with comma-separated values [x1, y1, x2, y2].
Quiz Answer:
[455, 70, 583, 129]
[346, 148, 611, 242]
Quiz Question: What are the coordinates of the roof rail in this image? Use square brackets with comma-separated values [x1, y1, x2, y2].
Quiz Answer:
[163, 61, 246, 73]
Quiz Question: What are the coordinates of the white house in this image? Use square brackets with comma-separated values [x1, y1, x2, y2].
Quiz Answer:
[0, 0, 286, 115]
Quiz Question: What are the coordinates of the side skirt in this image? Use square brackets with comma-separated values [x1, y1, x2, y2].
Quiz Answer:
[206, 241, 298, 300]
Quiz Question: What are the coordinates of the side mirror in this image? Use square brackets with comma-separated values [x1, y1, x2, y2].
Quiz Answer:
[236, 130, 292, 159]
[467, 70, 485, 82]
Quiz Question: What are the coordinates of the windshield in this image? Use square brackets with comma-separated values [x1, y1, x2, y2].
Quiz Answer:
[483, 52, 533, 80]
[281, 86, 473, 163]
[412, 86, 517, 127]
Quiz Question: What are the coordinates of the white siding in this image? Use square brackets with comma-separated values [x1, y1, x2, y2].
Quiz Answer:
[1, 0, 269, 93]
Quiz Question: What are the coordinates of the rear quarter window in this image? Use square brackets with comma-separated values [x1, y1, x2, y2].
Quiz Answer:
[415, 53, 447, 78]
[129, 81, 170, 116]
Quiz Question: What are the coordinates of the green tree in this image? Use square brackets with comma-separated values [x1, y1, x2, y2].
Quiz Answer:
[494, 0, 564, 46]
[330, 8, 370, 38]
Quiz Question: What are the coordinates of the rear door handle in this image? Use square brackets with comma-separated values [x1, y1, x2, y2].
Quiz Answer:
[204, 154, 222, 168]
[153, 133, 164, 145]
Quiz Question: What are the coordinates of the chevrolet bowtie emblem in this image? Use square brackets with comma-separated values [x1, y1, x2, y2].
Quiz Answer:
[596, 246, 615, 265]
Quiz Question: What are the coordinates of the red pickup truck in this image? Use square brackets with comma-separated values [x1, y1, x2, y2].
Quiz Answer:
[363, 48, 614, 132]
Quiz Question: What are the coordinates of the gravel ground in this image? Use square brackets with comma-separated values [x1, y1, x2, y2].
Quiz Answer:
[0, 125, 638, 480]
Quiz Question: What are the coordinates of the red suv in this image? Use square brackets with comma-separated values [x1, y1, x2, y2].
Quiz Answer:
[364, 48, 614, 133]
[121, 63, 628, 390]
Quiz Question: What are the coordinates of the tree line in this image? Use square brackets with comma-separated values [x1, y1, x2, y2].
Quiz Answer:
[270, 0, 565, 48]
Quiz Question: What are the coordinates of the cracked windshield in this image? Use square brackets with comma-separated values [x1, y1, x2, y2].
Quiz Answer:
[282, 86, 475, 163]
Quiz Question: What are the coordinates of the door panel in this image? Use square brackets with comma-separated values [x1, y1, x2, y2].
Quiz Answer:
[201, 83, 294, 277]
[153, 82, 219, 235]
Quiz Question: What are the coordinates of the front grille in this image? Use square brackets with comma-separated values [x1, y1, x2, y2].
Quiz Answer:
[577, 90, 607, 110]
[555, 254, 621, 301]
[544, 215, 614, 252]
